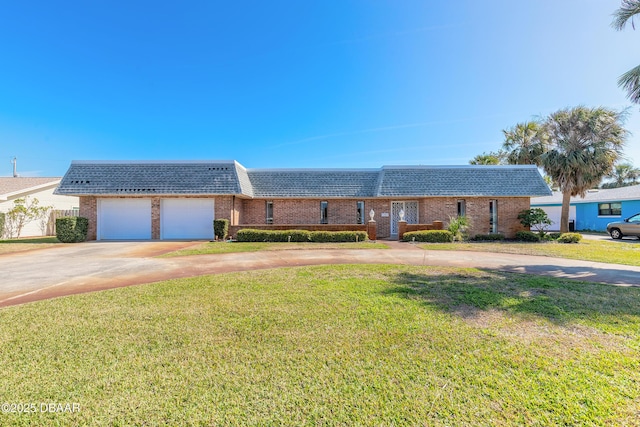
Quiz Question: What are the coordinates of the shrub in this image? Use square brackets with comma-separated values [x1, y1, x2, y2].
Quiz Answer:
[473, 233, 505, 241]
[0, 212, 5, 238]
[309, 231, 368, 242]
[214, 219, 230, 240]
[547, 232, 562, 241]
[447, 215, 470, 241]
[56, 216, 89, 243]
[236, 229, 311, 242]
[403, 230, 454, 243]
[557, 232, 582, 243]
[515, 230, 540, 242]
[517, 208, 552, 236]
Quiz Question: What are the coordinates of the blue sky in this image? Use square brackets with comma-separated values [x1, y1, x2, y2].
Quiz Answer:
[1, 0, 638, 177]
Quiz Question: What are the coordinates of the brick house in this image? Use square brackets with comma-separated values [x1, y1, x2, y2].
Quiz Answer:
[54, 160, 551, 240]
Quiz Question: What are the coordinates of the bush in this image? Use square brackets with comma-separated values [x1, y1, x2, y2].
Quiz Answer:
[515, 230, 541, 242]
[557, 232, 582, 243]
[547, 232, 562, 241]
[309, 231, 368, 242]
[403, 230, 454, 243]
[214, 219, 229, 240]
[473, 233, 505, 241]
[0, 212, 5, 238]
[56, 216, 88, 243]
[517, 208, 552, 235]
[236, 229, 311, 242]
[447, 215, 470, 241]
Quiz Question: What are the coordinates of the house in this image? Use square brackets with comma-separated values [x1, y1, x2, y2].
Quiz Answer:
[0, 177, 79, 238]
[54, 160, 552, 241]
[532, 184, 640, 232]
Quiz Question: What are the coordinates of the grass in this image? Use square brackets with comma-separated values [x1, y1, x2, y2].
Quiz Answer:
[422, 238, 640, 267]
[0, 264, 638, 425]
[162, 241, 389, 257]
[0, 237, 61, 254]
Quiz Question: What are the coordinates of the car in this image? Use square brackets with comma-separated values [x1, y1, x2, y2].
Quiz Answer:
[607, 213, 640, 239]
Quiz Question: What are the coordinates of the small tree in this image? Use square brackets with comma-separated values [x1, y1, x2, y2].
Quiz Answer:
[4, 197, 53, 239]
[518, 208, 552, 237]
[447, 215, 470, 242]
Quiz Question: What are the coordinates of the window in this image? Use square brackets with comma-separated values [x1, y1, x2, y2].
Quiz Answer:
[489, 200, 498, 233]
[457, 200, 466, 217]
[320, 201, 328, 224]
[266, 201, 273, 224]
[598, 202, 621, 216]
[356, 201, 365, 224]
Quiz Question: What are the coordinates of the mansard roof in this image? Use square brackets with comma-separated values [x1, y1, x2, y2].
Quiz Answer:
[55, 161, 552, 198]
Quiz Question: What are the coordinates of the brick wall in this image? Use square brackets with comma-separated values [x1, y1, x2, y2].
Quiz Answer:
[79, 196, 97, 240]
[80, 195, 530, 241]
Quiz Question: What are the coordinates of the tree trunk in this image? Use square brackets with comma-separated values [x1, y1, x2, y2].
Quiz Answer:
[560, 191, 571, 233]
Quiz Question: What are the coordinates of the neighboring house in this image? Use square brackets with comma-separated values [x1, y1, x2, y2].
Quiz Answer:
[54, 160, 551, 241]
[0, 177, 79, 237]
[532, 184, 640, 232]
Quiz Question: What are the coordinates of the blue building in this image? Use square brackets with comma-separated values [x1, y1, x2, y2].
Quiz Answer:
[532, 184, 640, 232]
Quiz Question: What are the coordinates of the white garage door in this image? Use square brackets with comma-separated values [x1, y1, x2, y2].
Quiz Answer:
[161, 199, 215, 240]
[99, 199, 152, 240]
[538, 205, 576, 231]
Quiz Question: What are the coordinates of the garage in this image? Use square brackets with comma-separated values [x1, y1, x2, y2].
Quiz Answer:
[161, 198, 215, 240]
[98, 199, 152, 240]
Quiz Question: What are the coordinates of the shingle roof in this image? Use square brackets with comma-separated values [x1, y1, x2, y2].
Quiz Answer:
[532, 184, 640, 205]
[54, 161, 245, 196]
[55, 161, 552, 198]
[247, 169, 380, 198]
[378, 165, 551, 197]
[0, 177, 61, 200]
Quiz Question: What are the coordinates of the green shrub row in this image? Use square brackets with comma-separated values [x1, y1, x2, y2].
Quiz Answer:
[402, 230, 453, 243]
[515, 230, 541, 242]
[308, 231, 368, 242]
[557, 232, 582, 243]
[56, 216, 89, 243]
[235, 229, 368, 243]
[473, 233, 505, 241]
[214, 219, 230, 240]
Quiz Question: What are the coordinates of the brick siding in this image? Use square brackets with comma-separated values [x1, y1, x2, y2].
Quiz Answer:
[79, 195, 530, 240]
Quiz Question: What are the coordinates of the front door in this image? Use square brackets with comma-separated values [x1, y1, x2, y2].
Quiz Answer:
[391, 201, 418, 236]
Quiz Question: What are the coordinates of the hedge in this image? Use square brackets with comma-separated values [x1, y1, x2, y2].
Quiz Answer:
[235, 229, 369, 243]
[402, 230, 453, 243]
[214, 219, 229, 240]
[515, 230, 540, 242]
[236, 229, 311, 242]
[558, 232, 582, 243]
[309, 231, 368, 243]
[56, 216, 89, 243]
[473, 233, 505, 241]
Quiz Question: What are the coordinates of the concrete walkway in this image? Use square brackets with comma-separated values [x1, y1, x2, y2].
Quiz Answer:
[1, 240, 639, 307]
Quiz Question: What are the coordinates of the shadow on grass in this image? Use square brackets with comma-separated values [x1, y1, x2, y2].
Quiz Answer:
[0, 237, 59, 244]
[386, 270, 640, 325]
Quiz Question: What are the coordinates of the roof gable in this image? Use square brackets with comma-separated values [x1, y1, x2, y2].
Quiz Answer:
[0, 177, 61, 200]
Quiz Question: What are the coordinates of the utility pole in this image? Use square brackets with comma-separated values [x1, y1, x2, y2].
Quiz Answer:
[11, 157, 18, 177]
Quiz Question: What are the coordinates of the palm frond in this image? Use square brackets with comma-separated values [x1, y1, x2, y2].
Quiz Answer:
[618, 64, 640, 104]
[612, 0, 640, 30]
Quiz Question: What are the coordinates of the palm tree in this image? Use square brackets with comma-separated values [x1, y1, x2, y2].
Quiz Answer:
[612, 0, 640, 103]
[540, 106, 628, 232]
[602, 162, 640, 188]
[502, 121, 547, 165]
[469, 151, 505, 165]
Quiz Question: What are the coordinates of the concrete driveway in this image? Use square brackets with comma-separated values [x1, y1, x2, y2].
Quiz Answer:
[1, 240, 639, 308]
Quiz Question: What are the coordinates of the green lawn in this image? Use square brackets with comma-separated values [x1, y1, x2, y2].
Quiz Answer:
[162, 241, 389, 257]
[0, 237, 61, 254]
[422, 238, 640, 267]
[0, 265, 638, 425]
